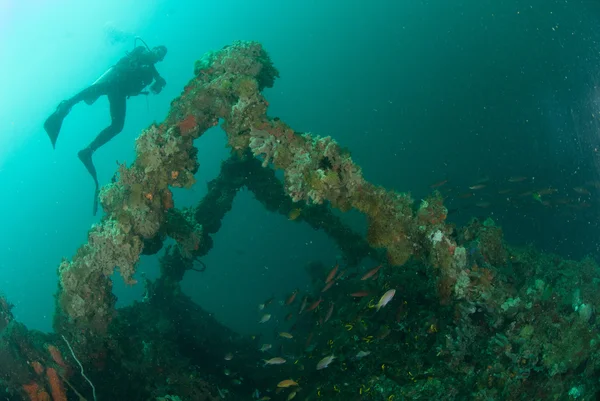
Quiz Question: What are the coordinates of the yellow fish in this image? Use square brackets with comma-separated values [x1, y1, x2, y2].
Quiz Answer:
[279, 332, 294, 339]
[288, 208, 302, 220]
[277, 379, 299, 388]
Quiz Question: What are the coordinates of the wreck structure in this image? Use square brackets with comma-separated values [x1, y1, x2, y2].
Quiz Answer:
[2, 41, 600, 400]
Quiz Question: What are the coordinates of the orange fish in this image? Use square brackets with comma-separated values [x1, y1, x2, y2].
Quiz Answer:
[350, 291, 369, 297]
[360, 265, 382, 281]
[306, 298, 323, 312]
[277, 379, 299, 388]
[321, 280, 335, 293]
[286, 290, 298, 305]
[305, 332, 314, 348]
[326, 264, 339, 283]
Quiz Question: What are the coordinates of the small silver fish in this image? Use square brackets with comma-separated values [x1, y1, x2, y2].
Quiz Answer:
[263, 357, 286, 366]
[316, 354, 335, 370]
[376, 289, 396, 311]
[259, 314, 271, 323]
[355, 351, 371, 359]
[259, 344, 272, 352]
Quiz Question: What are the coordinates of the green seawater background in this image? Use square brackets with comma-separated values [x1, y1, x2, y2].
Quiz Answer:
[0, 0, 599, 335]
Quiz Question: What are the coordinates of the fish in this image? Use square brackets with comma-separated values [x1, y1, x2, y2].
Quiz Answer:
[355, 350, 371, 359]
[350, 291, 370, 297]
[277, 379, 299, 388]
[305, 332, 314, 348]
[264, 357, 287, 366]
[224, 352, 233, 361]
[306, 298, 323, 312]
[361, 265, 382, 281]
[324, 302, 334, 323]
[376, 289, 396, 311]
[498, 189, 512, 194]
[536, 188, 558, 196]
[286, 289, 298, 305]
[316, 354, 335, 370]
[298, 296, 308, 314]
[430, 179, 448, 189]
[468, 184, 486, 190]
[377, 325, 391, 339]
[508, 176, 528, 183]
[573, 187, 591, 195]
[285, 312, 293, 321]
[326, 264, 339, 283]
[259, 344, 272, 352]
[259, 314, 271, 323]
[288, 208, 302, 220]
[321, 280, 335, 293]
[279, 332, 294, 339]
[287, 391, 297, 400]
[475, 202, 491, 208]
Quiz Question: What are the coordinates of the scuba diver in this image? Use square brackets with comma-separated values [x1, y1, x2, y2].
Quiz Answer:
[43, 38, 168, 215]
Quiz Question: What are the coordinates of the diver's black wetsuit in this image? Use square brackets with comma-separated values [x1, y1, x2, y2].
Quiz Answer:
[44, 45, 167, 215]
[57, 46, 166, 153]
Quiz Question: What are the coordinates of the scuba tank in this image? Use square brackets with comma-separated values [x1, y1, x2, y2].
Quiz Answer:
[85, 37, 154, 104]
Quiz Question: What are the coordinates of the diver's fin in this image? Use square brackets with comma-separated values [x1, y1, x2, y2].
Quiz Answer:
[44, 112, 64, 149]
[43, 102, 70, 149]
[78, 148, 101, 216]
[78, 148, 98, 183]
[93, 186, 100, 216]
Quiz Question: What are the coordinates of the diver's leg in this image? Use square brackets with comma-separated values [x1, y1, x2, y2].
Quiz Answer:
[85, 93, 126, 153]
[78, 93, 126, 215]
[78, 93, 126, 180]
[43, 84, 107, 149]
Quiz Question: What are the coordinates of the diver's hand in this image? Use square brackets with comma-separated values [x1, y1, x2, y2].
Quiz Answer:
[150, 78, 166, 94]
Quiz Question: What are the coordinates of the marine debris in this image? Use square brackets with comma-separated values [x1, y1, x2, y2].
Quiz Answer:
[1, 41, 600, 400]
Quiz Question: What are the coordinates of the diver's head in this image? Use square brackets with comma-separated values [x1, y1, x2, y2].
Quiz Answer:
[151, 45, 167, 62]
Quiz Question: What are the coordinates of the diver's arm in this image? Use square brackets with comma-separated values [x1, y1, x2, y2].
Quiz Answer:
[149, 65, 166, 94]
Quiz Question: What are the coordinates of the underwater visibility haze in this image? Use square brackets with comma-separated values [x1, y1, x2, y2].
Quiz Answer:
[3, 0, 600, 400]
